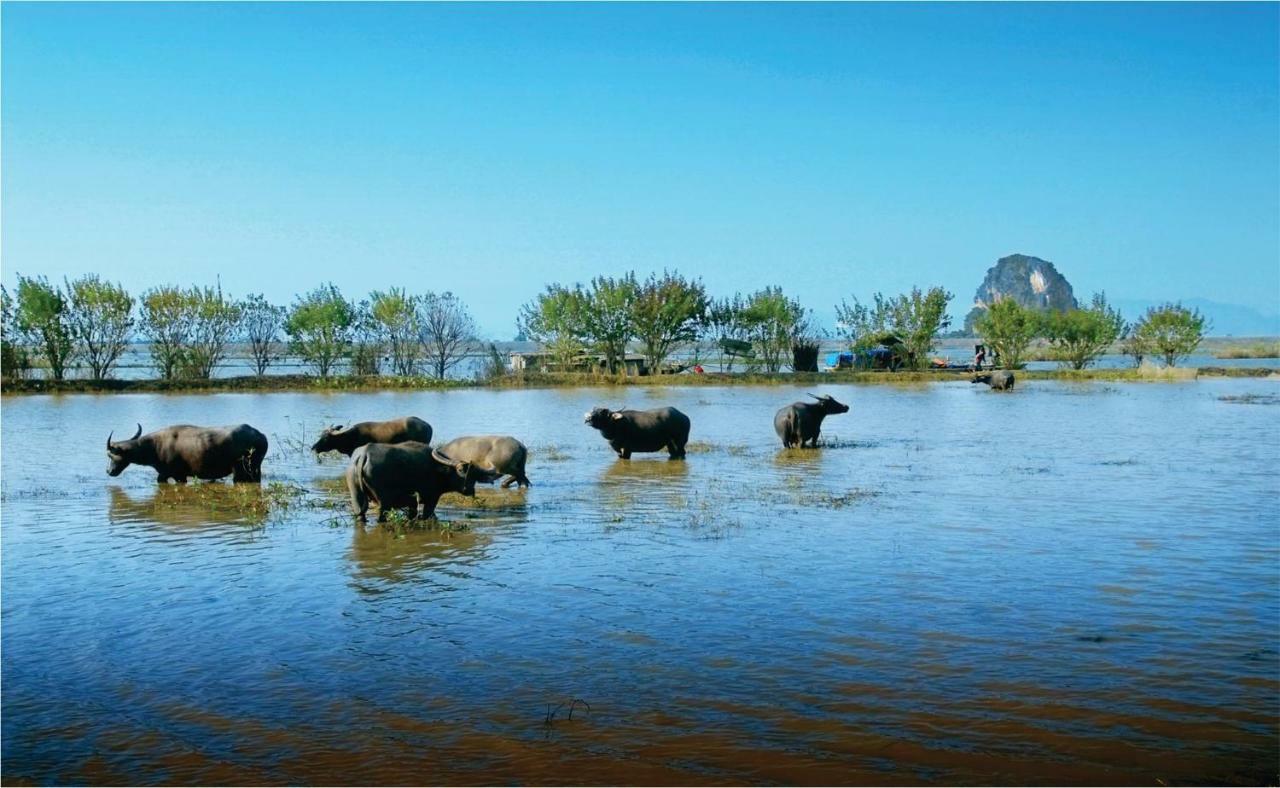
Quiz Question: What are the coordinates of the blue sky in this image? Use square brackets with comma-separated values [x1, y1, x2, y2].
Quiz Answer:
[3, 2, 1277, 336]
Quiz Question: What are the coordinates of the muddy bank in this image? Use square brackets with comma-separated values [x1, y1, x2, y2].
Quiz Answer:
[2, 365, 1275, 395]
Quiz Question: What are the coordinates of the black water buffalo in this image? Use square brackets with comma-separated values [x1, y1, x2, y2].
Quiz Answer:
[585, 406, 690, 459]
[106, 423, 269, 483]
[774, 394, 850, 448]
[435, 435, 531, 488]
[311, 416, 433, 455]
[972, 371, 1015, 391]
[345, 441, 494, 522]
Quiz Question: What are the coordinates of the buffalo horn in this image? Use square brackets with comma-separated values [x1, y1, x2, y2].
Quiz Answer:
[131, 423, 142, 440]
[431, 448, 459, 467]
[107, 431, 114, 450]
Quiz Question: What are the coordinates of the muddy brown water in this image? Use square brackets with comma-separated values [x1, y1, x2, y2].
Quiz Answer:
[3, 380, 1278, 785]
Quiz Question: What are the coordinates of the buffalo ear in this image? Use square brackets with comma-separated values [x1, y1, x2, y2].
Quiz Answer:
[610, 412, 624, 420]
[457, 461, 473, 477]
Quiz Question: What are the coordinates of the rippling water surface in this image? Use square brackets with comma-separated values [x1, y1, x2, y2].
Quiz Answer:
[3, 380, 1278, 785]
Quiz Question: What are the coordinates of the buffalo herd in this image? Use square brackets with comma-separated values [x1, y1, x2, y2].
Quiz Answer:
[102, 384, 1002, 522]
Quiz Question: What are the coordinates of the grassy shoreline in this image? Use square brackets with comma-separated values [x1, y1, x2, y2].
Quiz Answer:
[2, 365, 1274, 396]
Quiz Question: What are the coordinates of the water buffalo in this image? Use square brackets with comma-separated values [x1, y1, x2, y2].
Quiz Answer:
[585, 406, 690, 459]
[312, 416, 433, 456]
[106, 423, 269, 483]
[345, 441, 496, 522]
[972, 371, 1015, 391]
[774, 394, 850, 448]
[435, 435, 531, 488]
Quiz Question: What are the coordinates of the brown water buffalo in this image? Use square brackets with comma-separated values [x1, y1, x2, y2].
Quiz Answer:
[972, 371, 1015, 391]
[774, 394, 849, 448]
[311, 416, 433, 455]
[345, 441, 495, 522]
[106, 423, 269, 483]
[435, 435, 531, 488]
[585, 406, 690, 459]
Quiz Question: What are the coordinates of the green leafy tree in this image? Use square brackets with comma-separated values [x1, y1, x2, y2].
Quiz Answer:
[704, 293, 752, 371]
[349, 300, 384, 376]
[179, 285, 241, 379]
[835, 294, 894, 353]
[370, 288, 421, 376]
[974, 297, 1042, 370]
[16, 275, 76, 380]
[1121, 331, 1149, 368]
[1132, 303, 1208, 367]
[1044, 292, 1126, 370]
[140, 286, 192, 380]
[66, 275, 135, 380]
[886, 287, 953, 370]
[1, 285, 33, 381]
[581, 274, 639, 374]
[418, 291, 477, 380]
[285, 284, 356, 378]
[631, 271, 708, 374]
[518, 284, 589, 371]
[238, 294, 285, 376]
[742, 287, 805, 373]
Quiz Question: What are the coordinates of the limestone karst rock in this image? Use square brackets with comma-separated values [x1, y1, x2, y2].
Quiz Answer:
[964, 253, 1078, 332]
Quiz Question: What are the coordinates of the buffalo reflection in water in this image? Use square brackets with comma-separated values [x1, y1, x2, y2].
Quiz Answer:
[107, 484, 275, 532]
[346, 522, 495, 591]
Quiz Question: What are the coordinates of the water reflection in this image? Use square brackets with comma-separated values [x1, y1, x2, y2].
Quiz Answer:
[346, 522, 493, 589]
[3, 381, 1278, 785]
[600, 457, 691, 483]
[107, 484, 272, 531]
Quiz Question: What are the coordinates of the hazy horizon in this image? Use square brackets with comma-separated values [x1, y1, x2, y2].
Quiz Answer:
[3, 3, 1277, 337]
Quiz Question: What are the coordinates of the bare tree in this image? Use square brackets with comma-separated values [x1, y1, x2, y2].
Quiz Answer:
[239, 294, 285, 376]
[419, 292, 477, 380]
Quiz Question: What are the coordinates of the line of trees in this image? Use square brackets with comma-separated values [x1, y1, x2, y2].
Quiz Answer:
[972, 293, 1208, 369]
[1, 276, 480, 381]
[517, 273, 824, 374]
[1, 270, 1212, 383]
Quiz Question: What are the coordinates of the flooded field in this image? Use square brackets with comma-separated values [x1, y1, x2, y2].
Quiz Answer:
[3, 380, 1278, 785]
